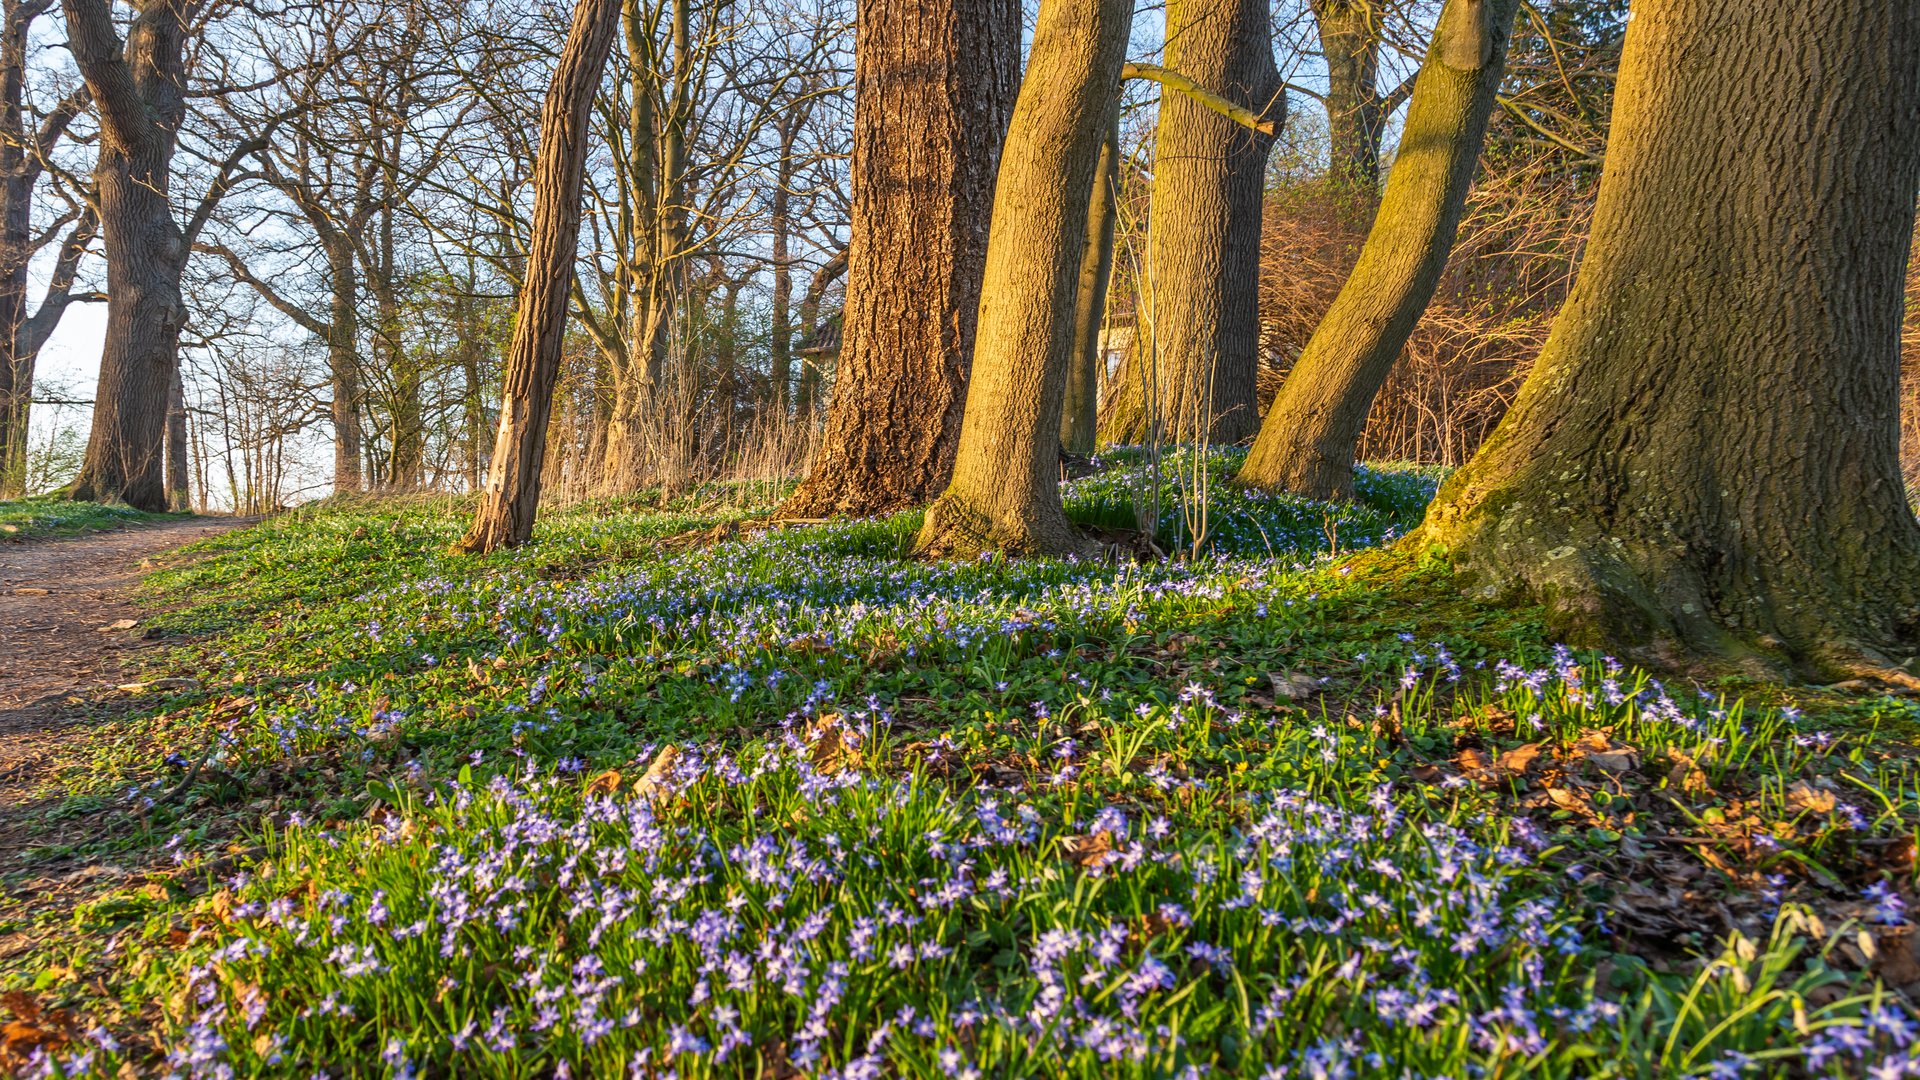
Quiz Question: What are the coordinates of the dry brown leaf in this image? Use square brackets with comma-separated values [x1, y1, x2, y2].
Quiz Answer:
[1496, 743, 1543, 776]
[1786, 780, 1837, 815]
[807, 716, 860, 774]
[1063, 832, 1114, 869]
[585, 770, 623, 797]
[633, 745, 680, 800]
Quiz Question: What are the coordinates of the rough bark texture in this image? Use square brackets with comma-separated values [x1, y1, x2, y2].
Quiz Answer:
[63, 0, 188, 511]
[1239, 0, 1519, 498]
[458, 0, 622, 553]
[1416, 0, 1920, 681]
[1060, 121, 1118, 456]
[778, 0, 1019, 519]
[915, 0, 1132, 558]
[1098, 0, 1279, 447]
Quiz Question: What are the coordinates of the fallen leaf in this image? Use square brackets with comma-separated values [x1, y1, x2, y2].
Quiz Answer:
[632, 745, 680, 800]
[1786, 779, 1837, 815]
[12, 586, 46, 595]
[1496, 743, 1543, 776]
[1063, 832, 1114, 869]
[96, 618, 138, 632]
[586, 769, 623, 797]
[1268, 672, 1318, 701]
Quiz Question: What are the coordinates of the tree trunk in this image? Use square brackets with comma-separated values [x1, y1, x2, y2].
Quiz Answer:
[1314, 0, 1387, 189]
[1060, 120, 1117, 456]
[1098, 0, 1280, 447]
[777, 0, 1020, 519]
[165, 363, 187, 510]
[793, 248, 847, 416]
[915, 0, 1133, 557]
[1239, 0, 1520, 498]
[1416, 0, 1920, 682]
[457, 0, 622, 553]
[324, 234, 364, 494]
[62, 0, 187, 511]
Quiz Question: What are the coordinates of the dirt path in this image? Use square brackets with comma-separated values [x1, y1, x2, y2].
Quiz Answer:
[0, 517, 251, 807]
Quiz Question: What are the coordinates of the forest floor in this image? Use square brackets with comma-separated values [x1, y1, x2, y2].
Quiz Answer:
[3, 452, 1920, 1078]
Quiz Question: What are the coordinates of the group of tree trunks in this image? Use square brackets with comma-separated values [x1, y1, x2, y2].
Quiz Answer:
[455, 0, 1919, 683]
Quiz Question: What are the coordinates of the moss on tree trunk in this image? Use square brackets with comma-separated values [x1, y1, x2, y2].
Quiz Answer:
[1416, 0, 1920, 683]
[915, 0, 1133, 558]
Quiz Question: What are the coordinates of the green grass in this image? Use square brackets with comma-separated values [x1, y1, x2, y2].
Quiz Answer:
[7, 465, 1920, 1078]
[0, 495, 175, 540]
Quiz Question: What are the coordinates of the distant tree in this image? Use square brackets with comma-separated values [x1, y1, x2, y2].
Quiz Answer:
[1310, 0, 1401, 190]
[1098, 0, 1281, 446]
[0, 0, 92, 500]
[459, 0, 624, 552]
[915, 0, 1132, 557]
[779, 0, 1019, 518]
[1059, 117, 1117, 457]
[1417, 0, 1920, 681]
[1238, 0, 1521, 498]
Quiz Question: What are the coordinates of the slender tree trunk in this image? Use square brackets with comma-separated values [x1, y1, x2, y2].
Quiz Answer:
[1098, 0, 1280, 447]
[915, 0, 1133, 557]
[777, 0, 1020, 518]
[325, 235, 364, 494]
[1060, 120, 1118, 456]
[1416, 0, 1920, 682]
[793, 248, 847, 416]
[165, 364, 187, 510]
[1314, 0, 1386, 190]
[1239, 0, 1520, 498]
[458, 0, 622, 553]
[0, 1, 27, 500]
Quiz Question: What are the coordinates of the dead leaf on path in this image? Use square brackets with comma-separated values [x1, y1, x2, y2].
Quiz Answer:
[96, 618, 138, 632]
[12, 586, 46, 595]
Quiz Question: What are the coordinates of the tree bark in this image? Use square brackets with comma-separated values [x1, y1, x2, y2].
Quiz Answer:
[1416, 0, 1920, 682]
[1060, 120, 1117, 456]
[794, 247, 847, 415]
[457, 0, 623, 553]
[914, 0, 1133, 558]
[1313, 0, 1393, 190]
[777, 0, 1020, 519]
[1097, 0, 1280, 447]
[63, 0, 188, 511]
[165, 363, 187, 510]
[1238, 0, 1520, 498]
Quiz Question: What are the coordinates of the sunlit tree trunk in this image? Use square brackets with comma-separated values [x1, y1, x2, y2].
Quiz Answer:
[1417, 0, 1920, 682]
[915, 0, 1132, 557]
[778, 0, 1020, 518]
[458, 0, 623, 552]
[1239, 0, 1520, 498]
[165, 365, 187, 510]
[62, 0, 188, 510]
[1060, 121, 1117, 456]
[1097, 0, 1280, 446]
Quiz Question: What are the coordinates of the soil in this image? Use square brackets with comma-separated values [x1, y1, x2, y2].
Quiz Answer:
[0, 516, 250, 811]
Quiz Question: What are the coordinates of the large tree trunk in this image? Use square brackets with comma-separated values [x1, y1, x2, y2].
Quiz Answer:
[915, 0, 1133, 557]
[64, 0, 188, 512]
[1238, 0, 1520, 498]
[1060, 121, 1118, 456]
[457, 0, 622, 553]
[777, 0, 1020, 519]
[1097, 0, 1280, 447]
[1416, 0, 1920, 682]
